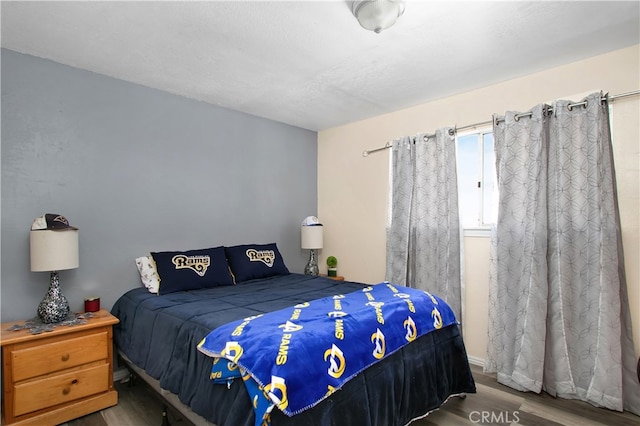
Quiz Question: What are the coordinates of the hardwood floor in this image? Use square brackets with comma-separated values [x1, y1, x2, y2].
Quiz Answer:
[61, 373, 189, 426]
[415, 365, 639, 426]
[63, 364, 639, 426]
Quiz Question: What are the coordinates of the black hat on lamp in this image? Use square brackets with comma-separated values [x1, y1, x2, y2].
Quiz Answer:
[30, 214, 79, 323]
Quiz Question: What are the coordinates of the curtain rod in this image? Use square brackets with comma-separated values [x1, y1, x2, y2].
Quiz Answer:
[362, 89, 640, 157]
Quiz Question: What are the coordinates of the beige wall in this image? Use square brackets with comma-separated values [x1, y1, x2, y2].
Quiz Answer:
[318, 45, 640, 362]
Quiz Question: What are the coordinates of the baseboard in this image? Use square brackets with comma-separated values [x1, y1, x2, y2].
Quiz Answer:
[467, 355, 485, 367]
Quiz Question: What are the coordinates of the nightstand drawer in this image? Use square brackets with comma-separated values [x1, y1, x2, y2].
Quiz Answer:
[13, 363, 109, 416]
[11, 331, 108, 381]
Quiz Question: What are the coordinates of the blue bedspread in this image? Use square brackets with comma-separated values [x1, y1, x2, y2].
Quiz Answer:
[197, 283, 457, 423]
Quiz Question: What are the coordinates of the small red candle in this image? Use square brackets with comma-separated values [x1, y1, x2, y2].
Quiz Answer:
[84, 297, 100, 312]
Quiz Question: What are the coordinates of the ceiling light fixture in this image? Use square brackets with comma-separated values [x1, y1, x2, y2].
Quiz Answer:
[352, 0, 406, 34]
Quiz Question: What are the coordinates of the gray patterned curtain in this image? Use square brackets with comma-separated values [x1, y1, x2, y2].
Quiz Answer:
[486, 92, 640, 414]
[385, 127, 462, 322]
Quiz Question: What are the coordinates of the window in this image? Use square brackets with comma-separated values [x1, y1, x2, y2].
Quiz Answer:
[456, 131, 497, 229]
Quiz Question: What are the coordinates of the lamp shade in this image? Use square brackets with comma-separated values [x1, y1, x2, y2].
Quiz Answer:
[352, 0, 405, 33]
[301, 225, 323, 250]
[30, 230, 79, 272]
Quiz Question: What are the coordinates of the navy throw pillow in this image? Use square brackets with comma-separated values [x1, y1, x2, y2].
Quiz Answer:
[225, 243, 290, 283]
[151, 246, 234, 294]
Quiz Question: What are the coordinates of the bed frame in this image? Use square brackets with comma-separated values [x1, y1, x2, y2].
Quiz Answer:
[119, 351, 215, 426]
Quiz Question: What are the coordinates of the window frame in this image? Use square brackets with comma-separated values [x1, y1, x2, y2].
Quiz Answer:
[455, 127, 496, 236]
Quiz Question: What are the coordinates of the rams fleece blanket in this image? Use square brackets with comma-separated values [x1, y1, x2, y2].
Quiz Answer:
[197, 282, 457, 425]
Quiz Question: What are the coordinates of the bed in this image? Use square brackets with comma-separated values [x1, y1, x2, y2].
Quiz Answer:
[112, 270, 475, 426]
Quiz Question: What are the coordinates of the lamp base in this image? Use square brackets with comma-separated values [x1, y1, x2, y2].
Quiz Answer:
[304, 249, 320, 276]
[37, 271, 70, 324]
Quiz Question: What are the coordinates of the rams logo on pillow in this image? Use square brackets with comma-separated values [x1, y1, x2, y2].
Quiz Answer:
[172, 254, 210, 276]
[246, 249, 275, 267]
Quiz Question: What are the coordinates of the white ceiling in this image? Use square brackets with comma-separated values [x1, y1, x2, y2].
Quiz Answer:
[2, 1, 639, 131]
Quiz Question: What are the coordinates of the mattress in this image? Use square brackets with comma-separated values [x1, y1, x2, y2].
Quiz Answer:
[111, 273, 476, 425]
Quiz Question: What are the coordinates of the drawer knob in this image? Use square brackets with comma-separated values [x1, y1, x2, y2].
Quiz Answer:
[62, 379, 78, 395]
[61, 354, 70, 362]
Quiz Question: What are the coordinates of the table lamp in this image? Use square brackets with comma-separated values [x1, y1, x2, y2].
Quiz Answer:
[30, 214, 79, 323]
[301, 216, 323, 276]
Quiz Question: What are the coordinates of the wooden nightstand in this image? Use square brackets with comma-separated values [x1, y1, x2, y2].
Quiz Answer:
[324, 275, 345, 281]
[1, 310, 119, 425]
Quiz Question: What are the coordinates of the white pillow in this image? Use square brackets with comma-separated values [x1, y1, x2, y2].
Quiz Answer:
[135, 255, 160, 294]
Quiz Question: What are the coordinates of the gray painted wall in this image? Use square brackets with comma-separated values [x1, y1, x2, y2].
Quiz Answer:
[1, 49, 318, 322]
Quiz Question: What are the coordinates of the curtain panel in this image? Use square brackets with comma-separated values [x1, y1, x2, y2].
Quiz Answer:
[486, 92, 639, 414]
[385, 127, 462, 322]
